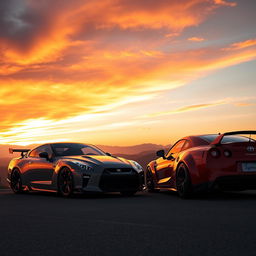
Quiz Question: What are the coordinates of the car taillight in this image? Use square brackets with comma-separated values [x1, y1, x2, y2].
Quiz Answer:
[210, 148, 221, 158]
[223, 150, 232, 157]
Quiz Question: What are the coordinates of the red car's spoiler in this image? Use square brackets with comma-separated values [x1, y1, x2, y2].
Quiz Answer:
[9, 148, 30, 157]
[211, 131, 256, 145]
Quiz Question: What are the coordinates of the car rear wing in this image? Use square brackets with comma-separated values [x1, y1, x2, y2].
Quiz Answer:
[211, 131, 256, 145]
[9, 148, 30, 157]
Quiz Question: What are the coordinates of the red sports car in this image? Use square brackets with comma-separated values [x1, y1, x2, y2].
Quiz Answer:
[146, 131, 256, 198]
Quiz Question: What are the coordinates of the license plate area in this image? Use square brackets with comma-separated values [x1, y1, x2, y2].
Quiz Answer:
[241, 162, 256, 172]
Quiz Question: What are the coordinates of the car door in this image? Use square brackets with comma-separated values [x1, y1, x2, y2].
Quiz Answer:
[155, 140, 186, 186]
[26, 145, 55, 189]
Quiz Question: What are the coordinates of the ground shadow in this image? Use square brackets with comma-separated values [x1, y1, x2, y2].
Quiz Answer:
[160, 189, 256, 201]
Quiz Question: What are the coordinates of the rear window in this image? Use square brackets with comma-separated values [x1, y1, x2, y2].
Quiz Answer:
[199, 134, 255, 144]
[222, 135, 255, 144]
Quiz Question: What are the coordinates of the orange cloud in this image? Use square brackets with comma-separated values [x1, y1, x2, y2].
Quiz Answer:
[213, 0, 237, 7]
[0, 0, 232, 66]
[188, 37, 205, 42]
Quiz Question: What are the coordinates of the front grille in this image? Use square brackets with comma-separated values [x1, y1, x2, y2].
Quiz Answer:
[215, 175, 256, 190]
[104, 168, 134, 173]
[99, 169, 140, 192]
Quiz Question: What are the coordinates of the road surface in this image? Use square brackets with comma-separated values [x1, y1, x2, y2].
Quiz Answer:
[1, 189, 256, 256]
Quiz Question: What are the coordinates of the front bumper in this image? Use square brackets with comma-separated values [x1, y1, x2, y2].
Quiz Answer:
[99, 168, 144, 192]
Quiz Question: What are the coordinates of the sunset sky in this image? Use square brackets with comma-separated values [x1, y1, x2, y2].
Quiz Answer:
[0, 0, 255, 146]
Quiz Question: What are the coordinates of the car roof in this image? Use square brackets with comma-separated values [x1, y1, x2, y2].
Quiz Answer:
[181, 135, 219, 146]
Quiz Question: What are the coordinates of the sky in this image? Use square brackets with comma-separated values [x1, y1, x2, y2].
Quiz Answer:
[0, 0, 255, 146]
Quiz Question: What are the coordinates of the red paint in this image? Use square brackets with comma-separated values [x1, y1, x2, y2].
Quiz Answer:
[147, 131, 256, 192]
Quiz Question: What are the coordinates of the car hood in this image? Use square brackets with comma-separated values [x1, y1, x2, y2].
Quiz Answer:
[62, 155, 132, 168]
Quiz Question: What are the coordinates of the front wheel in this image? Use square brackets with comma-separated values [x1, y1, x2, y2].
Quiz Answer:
[58, 167, 74, 197]
[10, 169, 23, 194]
[176, 163, 193, 198]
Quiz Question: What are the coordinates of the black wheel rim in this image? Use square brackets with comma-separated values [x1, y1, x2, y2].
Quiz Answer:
[176, 168, 186, 195]
[59, 169, 73, 196]
[11, 171, 21, 192]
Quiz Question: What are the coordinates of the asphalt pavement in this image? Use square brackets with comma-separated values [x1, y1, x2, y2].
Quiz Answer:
[1, 189, 256, 256]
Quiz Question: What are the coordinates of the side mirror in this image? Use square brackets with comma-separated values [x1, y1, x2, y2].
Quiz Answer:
[105, 152, 112, 156]
[39, 152, 50, 160]
[156, 149, 166, 159]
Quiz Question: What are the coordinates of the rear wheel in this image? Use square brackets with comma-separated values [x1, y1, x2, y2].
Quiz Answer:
[146, 168, 159, 193]
[58, 167, 74, 197]
[10, 169, 23, 194]
[176, 163, 192, 198]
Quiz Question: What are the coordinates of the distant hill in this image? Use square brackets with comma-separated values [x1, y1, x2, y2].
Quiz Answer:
[97, 143, 169, 155]
[0, 158, 12, 187]
[117, 146, 170, 171]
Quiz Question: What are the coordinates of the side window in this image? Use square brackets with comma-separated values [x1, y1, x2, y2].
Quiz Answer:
[181, 140, 191, 151]
[166, 140, 186, 158]
[29, 149, 39, 158]
[29, 145, 53, 158]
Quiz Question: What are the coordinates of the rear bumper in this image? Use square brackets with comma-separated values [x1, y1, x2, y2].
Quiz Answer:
[194, 174, 256, 192]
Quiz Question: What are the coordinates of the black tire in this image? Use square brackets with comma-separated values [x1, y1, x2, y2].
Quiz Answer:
[146, 168, 160, 193]
[10, 169, 23, 194]
[58, 167, 74, 197]
[176, 163, 193, 198]
[120, 191, 137, 197]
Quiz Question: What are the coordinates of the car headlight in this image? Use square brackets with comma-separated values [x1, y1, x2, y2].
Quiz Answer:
[72, 161, 93, 171]
[130, 160, 143, 172]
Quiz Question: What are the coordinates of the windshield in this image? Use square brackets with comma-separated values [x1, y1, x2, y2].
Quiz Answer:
[199, 135, 255, 144]
[52, 143, 106, 156]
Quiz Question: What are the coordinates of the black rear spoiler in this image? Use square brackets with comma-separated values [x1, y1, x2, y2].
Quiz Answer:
[9, 148, 30, 157]
[211, 130, 256, 145]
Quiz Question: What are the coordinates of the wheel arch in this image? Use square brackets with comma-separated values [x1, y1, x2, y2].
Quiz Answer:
[146, 161, 158, 182]
[52, 161, 81, 191]
[175, 153, 199, 185]
[8, 166, 22, 183]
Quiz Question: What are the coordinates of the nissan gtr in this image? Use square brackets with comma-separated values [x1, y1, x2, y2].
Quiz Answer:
[146, 131, 256, 198]
[7, 143, 144, 197]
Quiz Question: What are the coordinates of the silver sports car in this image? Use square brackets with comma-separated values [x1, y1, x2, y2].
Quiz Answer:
[7, 143, 144, 196]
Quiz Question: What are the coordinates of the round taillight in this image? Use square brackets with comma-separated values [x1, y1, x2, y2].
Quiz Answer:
[210, 148, 221, 158]
[224, 150, 232, 157]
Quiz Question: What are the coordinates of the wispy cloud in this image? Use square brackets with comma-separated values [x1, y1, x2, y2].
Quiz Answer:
[144, 102, 225, 118]
[144, 97, 256, 118]
[223, 39, 256, 51]
[188, 37, 205, 42]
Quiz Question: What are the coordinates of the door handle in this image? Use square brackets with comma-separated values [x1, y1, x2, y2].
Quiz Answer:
[28, 161, 32, 164]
